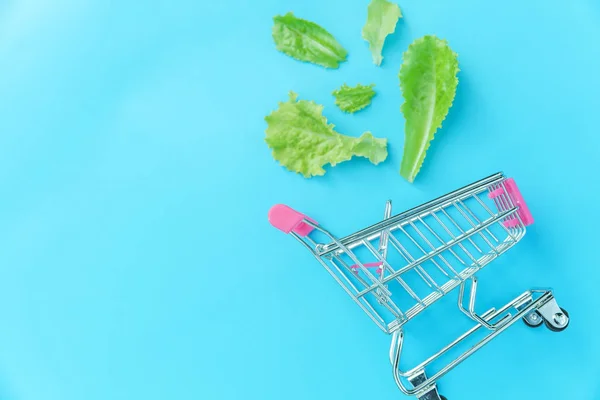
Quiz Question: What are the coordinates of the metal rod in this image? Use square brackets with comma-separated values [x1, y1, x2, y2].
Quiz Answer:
[355, 208, 516, 299]
[318, 173, 505, 256]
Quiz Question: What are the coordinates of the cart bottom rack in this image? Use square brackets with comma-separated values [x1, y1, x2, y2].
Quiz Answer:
[269, 173, 569, 400]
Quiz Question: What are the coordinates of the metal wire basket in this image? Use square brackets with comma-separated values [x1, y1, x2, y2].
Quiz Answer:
[269, 173, 569, 400]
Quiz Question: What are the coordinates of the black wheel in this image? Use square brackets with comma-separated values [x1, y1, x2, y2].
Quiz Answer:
[544, 308, 570, 332]
[440, 396, 447, 400]
[523, 310, 544, 328]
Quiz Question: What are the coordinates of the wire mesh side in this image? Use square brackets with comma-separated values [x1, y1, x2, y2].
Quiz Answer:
[310, 180, 526, 333]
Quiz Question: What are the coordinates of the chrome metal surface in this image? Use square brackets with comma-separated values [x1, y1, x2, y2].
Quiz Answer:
[523, 310, 543, 326]
[458, 276, 511, 330]
[390, 289, 563, 396]
[538, 297, 570, 329]
[282, 173, 568, 398]
[318, 173, 506, 256]
[408, 371, 443, 400]
[293, 173, 526, 333]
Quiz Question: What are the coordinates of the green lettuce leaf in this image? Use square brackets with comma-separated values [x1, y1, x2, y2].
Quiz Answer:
[265, 92, 388, 177]
[332, 83, 376, 113]
[362, 0, 402, 66]
[399, 35, 459, 182]
[272, 12, 348, 69]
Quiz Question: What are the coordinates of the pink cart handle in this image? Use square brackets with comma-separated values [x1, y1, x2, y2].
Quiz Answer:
[489, 178, 534, 226]
[504, 178, 534, 226]
[268, 204, 317, 236]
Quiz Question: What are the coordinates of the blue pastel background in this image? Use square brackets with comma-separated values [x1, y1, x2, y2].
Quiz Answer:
[0, 0, 599, 399]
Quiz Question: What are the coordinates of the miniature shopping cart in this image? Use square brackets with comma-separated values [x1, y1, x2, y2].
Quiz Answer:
[268, 173, 569, 400]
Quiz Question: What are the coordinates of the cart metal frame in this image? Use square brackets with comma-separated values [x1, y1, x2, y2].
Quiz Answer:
[269, 173, 569, 399]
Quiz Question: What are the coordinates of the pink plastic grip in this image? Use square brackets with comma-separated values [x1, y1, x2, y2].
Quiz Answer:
[268, 204, 316, 236]
[504, 178, 534, 226]
[503, 219, 520, 228]
[350, 261, 383, 275]
[488, 188, 504, 199]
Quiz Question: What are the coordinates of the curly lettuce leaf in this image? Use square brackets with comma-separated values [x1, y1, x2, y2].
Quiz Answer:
[272, 12, 348, 69]
[332, 83, 376, 113]
[265, 92, 387, 177]
[362, 0, 402, 66]
[399, 35, 459, 182]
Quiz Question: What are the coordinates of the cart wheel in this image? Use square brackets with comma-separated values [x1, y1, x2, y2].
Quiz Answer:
[522, 310, 544, 328]
[544, 308, 570, 332]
